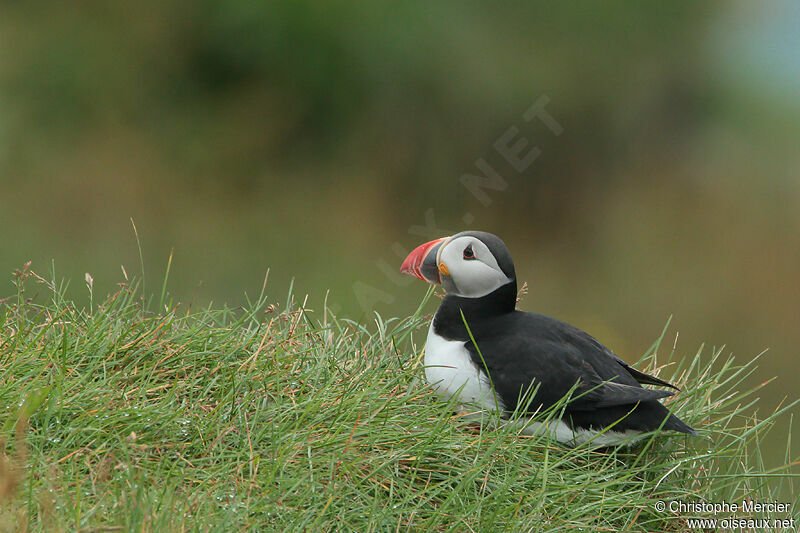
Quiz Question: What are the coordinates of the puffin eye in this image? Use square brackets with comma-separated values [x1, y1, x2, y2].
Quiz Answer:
[463, 245, 475, 260]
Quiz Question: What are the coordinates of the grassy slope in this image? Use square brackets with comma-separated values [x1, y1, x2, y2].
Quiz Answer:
[0, 266, 798, 532]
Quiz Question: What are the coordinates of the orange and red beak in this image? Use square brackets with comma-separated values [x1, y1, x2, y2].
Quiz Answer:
[400, 237, 448, 285]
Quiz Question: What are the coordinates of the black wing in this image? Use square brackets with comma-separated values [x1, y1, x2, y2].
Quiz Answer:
[462, 311, 694, 434]
[570, 325, 680, 391]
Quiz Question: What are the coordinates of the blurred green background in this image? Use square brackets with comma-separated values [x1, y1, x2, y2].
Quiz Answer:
[2, 2, 798, 468]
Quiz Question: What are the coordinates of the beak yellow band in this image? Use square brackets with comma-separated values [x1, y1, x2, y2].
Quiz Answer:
[438, 263, 450, 276]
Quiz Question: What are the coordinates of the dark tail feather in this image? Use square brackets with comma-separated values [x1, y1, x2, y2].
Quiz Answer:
[625, 365, 681, 391]
[664, 413, 698, 436]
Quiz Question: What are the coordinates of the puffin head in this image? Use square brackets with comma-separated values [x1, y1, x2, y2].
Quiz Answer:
[401, 230, 516, 298]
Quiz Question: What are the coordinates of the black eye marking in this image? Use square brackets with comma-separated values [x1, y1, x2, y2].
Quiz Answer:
[463, 245, 475, 260]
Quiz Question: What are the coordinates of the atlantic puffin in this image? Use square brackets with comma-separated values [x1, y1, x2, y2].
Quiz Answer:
[400, 230, 697, 446]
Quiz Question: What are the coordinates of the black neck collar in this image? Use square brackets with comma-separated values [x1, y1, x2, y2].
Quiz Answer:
[433, 280, 517, 340]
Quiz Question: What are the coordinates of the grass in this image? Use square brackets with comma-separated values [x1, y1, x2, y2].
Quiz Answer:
[1, 263, 798, 532]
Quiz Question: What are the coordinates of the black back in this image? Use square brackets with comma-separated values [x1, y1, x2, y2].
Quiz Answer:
[432, 233, 696, 436]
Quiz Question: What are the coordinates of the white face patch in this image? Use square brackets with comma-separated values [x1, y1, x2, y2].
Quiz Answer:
[437, 236, 513, 298]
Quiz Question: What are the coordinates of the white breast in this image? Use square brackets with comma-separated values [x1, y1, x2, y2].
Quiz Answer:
[424, 321, 504, 413]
